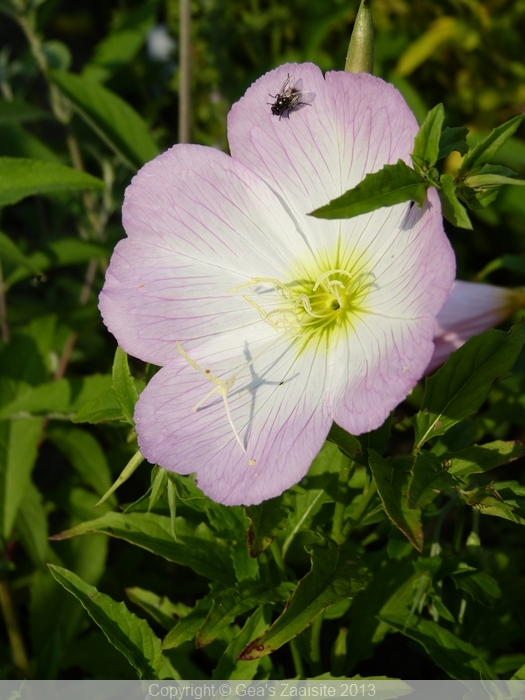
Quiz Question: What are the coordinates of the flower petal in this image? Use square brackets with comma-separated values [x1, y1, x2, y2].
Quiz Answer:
[428, 281, 525, 372]
[99, 144, 314, 365]
[330, 189, 455, 433]
[134, 333, 332, 505]
[229, 63, 417, 210]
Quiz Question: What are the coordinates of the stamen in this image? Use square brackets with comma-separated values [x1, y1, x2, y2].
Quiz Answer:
[176, 342, 246, 453]
[312, 269, 352, 291]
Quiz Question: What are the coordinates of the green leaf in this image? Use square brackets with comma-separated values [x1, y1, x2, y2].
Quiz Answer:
[452, 570, 501, 605]
[245, 494, 291, 557]
[438, 126, 469, 160]
[459, 114, 525, 174]
[282, 441, 345, 556]
[0, 417, 43, 544]
[149, 466, 168, 512]
[439, 174, 473, 229]
[0, 157, 104, 207]
[380, 615, 495, 679]
[83, 0, 159, 83]
[414, 324, 525, 451]
[0, 230, 42, 273]
[47, 426, 113, 500]
[309, 160, 427, 220]
[238, 542, 370, 660]
[327, 424, 363, 460]
[407, 451, 458, 509]
[5, 237, 109, 289]
[125, 587, 182, 630]
[212, 607, 268, 680]
[475, 254, 525, 281]
[94, 449, 144, 507]
[448, 440, 525, 479]
[0, 374, 113, 420]
[0, 123, 59, 162]
[14, 481, 48, 565]
[465, 174, 525, 189]
[112, 347, 139, 426]
[48, 564, 163, 679]
[50, 70, 159, 170]
[511, 664, 525, 680]
[368, 452, 423, 551]
[412, 103, 444, 168]
[72, 387, 124, 423]
[50, 511, 235, 584]
[0, 100, 50, 124]
[162, 597, 212, 650]
[196, 581, 294, 647]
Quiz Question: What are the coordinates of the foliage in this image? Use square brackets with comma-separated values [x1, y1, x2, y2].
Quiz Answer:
[1, 0, 525, 682]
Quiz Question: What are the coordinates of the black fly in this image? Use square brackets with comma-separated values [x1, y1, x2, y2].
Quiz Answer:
[268, 74, 314, 120]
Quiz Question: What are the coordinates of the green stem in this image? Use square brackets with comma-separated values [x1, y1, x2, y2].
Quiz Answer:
[0, 573, 30, 678]
[270, 540, 286, 578]
[340, 479, 378, 539]
[178, 0, 191, 143]
[290, 639, 304, 678]
[430, 495, 457, 558]
[331, 457, 354, 544]
[309, 612, 324, 676]
[0, 261, 10, 344]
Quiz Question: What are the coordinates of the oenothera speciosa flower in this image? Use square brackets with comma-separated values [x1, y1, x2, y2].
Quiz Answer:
[100, 63, 455, 505]
[429, 281, 525, 373]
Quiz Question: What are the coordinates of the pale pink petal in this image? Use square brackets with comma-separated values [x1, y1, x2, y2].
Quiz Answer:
[99, 144, 313, 365]
[428, 281, 525, 372]
[134, 334, 332, 505]
[228, 63, 419, 256]
[329, 190, 454, 432]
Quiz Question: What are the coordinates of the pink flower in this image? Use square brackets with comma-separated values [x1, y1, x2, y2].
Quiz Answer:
[428, 280, 525, 372]
[99, 63, 455, 505]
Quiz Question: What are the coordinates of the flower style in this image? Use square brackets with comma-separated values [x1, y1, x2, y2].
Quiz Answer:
[99, 63, 455, 505]
[428, 280, 525, 373]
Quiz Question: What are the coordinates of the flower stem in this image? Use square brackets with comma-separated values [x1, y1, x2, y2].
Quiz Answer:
[309, 612, 324, 676]
[270, 540, 286, 578]
[331, 457, 354, 544]
[290, 639, 304, 678]
[0, 573, 30, 678]
[340, 478, 378, 539]
[0, 261, 10, 344]
[178, 0, 191, 143]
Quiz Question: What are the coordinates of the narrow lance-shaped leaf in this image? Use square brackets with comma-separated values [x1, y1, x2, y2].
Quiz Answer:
[414, 323, 525, 451]
[309, 160, 427, 220]
[0, 230, 42, 273]
[0, 157, 104, 207]
[238, 542, 371, 660]
[245, 494, 291, 557]
[112, 347, 139, 425]
[368, 452, 423, 552]
[438, 126, 469, 160]
[48, 564, 163, 680]
[407, 450, 458, 510]
[412, 103, 444, 169]
[50, 511, 235, 584]
[379, 616, 495, 680]
[439, 174, 473, 229]
[459, 114, 525, 174]
[196, 581, 294, 648]
[448, 440, 525, 479]
[0, 418, 43, 545]
[50, 70, 159, 170]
